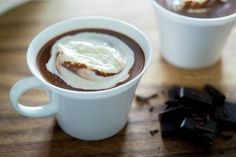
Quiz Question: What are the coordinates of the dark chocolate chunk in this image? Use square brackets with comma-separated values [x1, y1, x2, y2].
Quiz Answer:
[191, 112, 208, 125]
[180, 117, 218, 148]
[197, 119, 218, 134]
[197, 119, 218, 147]
[181, 116, 217, 135]
[215, 101, 236, 127]
[160, 120, 182, 137]
[160, 106, 186, 137]
[180, 117, 195, 131]
[158, 85, 236, 148]
[159, 105, 191, 121]
[135, 93, 158, 104]
[204, 84, 225, 106]
[179, 87, 213, 110]
[149, 106, 154, 112]
[150, 129, 159, 136]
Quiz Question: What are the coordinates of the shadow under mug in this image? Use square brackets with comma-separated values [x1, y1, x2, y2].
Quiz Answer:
[9, 17, 152, 140]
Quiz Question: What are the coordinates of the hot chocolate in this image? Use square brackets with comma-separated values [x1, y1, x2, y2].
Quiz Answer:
[156, 0, 236, 18]
[37, 29, 145, 91]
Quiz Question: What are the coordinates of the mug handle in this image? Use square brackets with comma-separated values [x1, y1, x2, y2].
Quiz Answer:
[10, 77, 57, 118]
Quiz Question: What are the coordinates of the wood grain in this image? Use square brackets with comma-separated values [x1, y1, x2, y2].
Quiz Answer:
[1, 0, 236, 157]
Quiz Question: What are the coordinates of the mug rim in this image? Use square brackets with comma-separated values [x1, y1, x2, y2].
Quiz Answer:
[152, 0, 236, 24]
[27, 16, 152, 98]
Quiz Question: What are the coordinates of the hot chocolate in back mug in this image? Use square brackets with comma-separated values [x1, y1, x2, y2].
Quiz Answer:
[10, 17, 152, 140]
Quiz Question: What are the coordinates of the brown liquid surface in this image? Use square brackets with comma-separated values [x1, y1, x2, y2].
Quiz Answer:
[37, 29, 145, 91]
[156, 0, 236, 18]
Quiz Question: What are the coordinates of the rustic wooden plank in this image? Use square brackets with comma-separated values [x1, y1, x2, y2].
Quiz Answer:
[1, 0, 236, 157]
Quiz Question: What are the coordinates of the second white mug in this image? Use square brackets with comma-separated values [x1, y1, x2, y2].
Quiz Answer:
[152, 0, 236, 69]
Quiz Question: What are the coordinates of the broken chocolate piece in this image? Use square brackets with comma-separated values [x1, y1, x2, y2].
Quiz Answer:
[180, 117, 218, 148]
[158, 84, 236, 148]
[179, 87, 213, 110]
[159, 105, 191, 121]
[159, 105, 186, 137]
[150, 129, 159, 136]
[180, 117, 195, 131]
[204, 84, 225, 106]
[135, 93, 158, 104]
[197, 119, 218, 147]
[197, 119, 218, 134]
[149, 106, 154, 112]
[215, 101, 236, 127]
[160, 120, 182, 137]
[159, 105, 187, 137]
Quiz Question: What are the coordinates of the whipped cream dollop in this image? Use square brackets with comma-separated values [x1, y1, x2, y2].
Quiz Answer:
[46, 32, 134, 90]
[166, 0, 227, 13]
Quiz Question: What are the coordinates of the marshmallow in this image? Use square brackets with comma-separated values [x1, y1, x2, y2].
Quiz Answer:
[46, 32, 135, 90]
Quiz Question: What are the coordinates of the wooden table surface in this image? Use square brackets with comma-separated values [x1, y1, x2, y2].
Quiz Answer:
[1, 0, 236, 157]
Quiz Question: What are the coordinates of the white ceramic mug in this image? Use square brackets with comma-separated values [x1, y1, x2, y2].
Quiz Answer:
[9, 17, 152, 140]
[152, 0, 236, 69]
